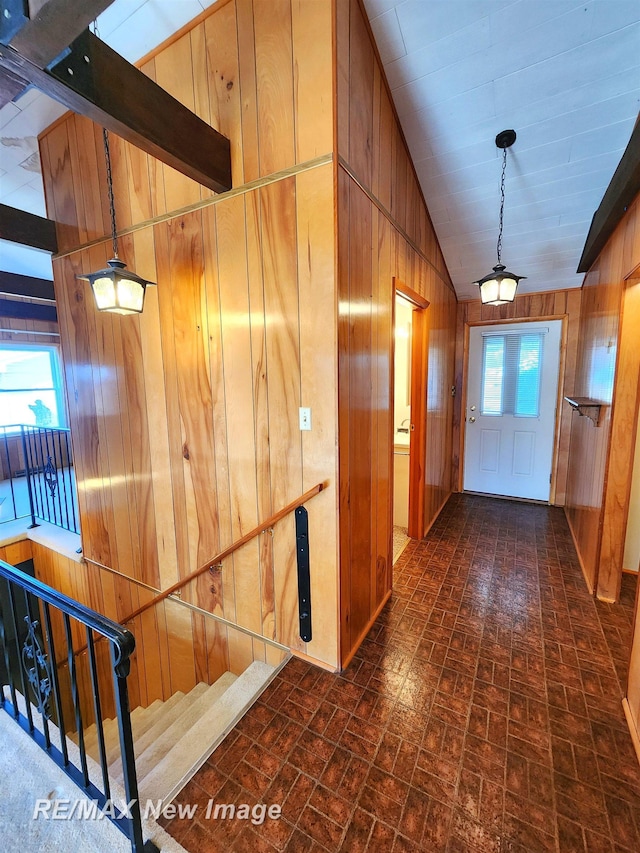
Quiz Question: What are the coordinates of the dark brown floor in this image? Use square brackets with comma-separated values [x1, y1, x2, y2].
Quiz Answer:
[163, 494, 640, 852]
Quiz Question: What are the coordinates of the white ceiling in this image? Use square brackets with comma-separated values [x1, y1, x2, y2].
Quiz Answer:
[1, 0, 639, 300]
[365, 0, 640, 299]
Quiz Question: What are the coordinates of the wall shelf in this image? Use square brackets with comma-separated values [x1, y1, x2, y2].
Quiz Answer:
[564, 396, 603, 426]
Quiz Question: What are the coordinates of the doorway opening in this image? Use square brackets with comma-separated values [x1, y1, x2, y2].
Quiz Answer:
[463, 319, 563, 502]
[393, 295, 412, 558]
[392, 280, 429, 553]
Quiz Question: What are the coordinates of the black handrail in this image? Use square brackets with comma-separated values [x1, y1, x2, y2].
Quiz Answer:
[0, 558, 157, 853]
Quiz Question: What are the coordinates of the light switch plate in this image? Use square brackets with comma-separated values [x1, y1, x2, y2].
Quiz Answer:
[299, 407, 311, 431]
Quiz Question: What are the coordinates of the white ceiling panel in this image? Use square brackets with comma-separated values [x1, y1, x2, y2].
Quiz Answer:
[384, 17, 493, 90]
[368, 9, 407, 63]
[364, 0, 640, 297]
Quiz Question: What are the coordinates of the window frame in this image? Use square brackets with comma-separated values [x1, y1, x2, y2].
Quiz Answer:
[0, 342, 67, 433]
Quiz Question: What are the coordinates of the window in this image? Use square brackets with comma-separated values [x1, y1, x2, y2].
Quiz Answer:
[481, 332, 544, 417]
[0, 345, 66, 431]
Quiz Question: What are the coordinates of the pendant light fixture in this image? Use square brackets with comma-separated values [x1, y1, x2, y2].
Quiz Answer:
[473, 129, 525, 306]
[77, 129, 155, 314]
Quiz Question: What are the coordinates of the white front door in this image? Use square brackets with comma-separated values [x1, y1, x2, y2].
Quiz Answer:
[463, 320, 562, 501]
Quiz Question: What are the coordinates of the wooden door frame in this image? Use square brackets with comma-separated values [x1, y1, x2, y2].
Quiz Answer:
[393, 279, 429, 540]
[459, 315, 568, 503]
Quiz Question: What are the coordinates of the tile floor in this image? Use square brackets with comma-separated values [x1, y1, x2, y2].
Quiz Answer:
[393, 526, 410, 563]
[163, 494, 640, 852]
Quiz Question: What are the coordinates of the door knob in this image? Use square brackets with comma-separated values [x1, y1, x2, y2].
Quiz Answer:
[469, 416, 476, 423]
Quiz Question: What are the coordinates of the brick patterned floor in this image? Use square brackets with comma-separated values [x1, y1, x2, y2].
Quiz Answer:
[163, 494, 640, 852]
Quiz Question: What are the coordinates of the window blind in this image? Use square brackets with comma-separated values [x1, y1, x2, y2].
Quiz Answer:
[480, 332, 544, 417]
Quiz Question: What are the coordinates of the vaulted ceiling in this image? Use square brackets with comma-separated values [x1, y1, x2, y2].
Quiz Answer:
[1, 0, 639, 301]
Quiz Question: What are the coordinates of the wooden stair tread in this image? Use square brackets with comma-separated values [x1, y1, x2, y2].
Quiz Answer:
[109, 682, 211, 779]
[139, 661, 274, 804]
[120, 672, 238, 785]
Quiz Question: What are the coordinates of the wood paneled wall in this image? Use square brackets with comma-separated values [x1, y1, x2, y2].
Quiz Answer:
[29, 541, 284, 722]
[336, 0, 457, 666]
[40, 0, 333, 254]
[565, 193, 640, 601]
[0, 539, 32, 566]
[40, 1, 339, 668]
[40, 0, 459, 672]
[50, 164, 338, 667]
[453, 289, 582, 505]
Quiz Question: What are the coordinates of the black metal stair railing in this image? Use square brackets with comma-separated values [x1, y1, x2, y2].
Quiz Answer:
[0, 425, 79, 535]
[0, 558, 158, 853]
[21, 425, 79, 534]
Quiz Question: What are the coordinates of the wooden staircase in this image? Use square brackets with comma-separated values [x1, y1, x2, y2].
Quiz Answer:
[72, 660, 275, 805]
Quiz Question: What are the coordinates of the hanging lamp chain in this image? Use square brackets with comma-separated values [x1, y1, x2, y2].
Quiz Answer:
[92, 18, 119, 261]
[496, 146, 507, 265]
[102, 127, 119, 259]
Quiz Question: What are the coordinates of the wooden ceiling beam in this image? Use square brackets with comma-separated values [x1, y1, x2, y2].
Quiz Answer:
[0, 270, 55, 300]
[0, 64, 28, 107]
[578, 119, 640, 273]
[0, 204, 58, 252]
[0, 26, 232, 193]
[4, 0, 114, 68]
[0, 296, 57, 322]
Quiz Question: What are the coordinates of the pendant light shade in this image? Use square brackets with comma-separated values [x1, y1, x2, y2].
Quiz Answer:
[77, 129, 155, 314]
[79, 258, 154, 315]
[476, 264, 524, 306]
[473, 129, 525, 305]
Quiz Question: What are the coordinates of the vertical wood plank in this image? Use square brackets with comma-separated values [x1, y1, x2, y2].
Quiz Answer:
[153, 33, 202, 210]
[201, 205, 232, 620]
[227, 630, 254, 675]
[254, 0, 295, 175]
[69, 115, 102, 243]
[337, 169, 351, 665]
[260, 177, 303, 651]
[377, 215, 394, 597]
[335, 0, 350, 161]
[215, 193, 262, 634]
[377, 88, 393, 212]
[164, 599, 197, 694]
[348, 0, 374, 188]
[44, 122, 80, 253]
[235, 0, 260, 183]
[291, 0, 333, 161]
[245, 188, 275, 639]
[119, 235, 160, 587]
[295, 164, 339, 665]
[205, 607, 229, 683]
[134, 227, 178, 590]
[598, 278, 640, 599]
[125, 139, 153, 226]
[108, 133, 133, 232]
[168, 212, 218, 572]
[203, 3, 244, 185]
[138, 57, 167, 218]
[53, 252, 114, 569]
[348, 183, 373, 652]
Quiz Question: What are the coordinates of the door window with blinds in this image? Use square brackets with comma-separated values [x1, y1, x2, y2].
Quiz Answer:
[480, 330, 545, 417]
